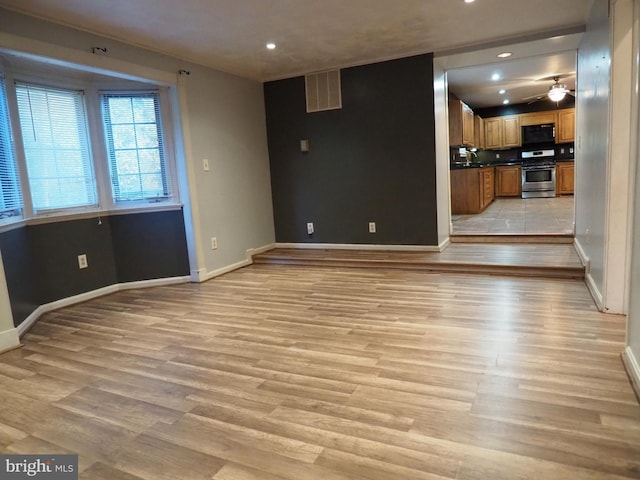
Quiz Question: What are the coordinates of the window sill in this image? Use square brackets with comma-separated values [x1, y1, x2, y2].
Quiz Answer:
[0, 202, 183, 233]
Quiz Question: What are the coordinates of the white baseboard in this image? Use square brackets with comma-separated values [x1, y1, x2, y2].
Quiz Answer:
[622, 346, 640, 400]
[199, 243, 277, 283]
[573, 238, 591, 272]
[438, 237, 451, 252]
[201, 258, 251, 282]
[16, 275, 190, 337]
[574, 238, 604, 311]
[275, 242, 441, 252]
[0, 327, 20, 353]
[247, 243, 276, 257]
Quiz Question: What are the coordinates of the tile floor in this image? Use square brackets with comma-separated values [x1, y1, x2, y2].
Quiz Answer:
[452, 196, 575, 235]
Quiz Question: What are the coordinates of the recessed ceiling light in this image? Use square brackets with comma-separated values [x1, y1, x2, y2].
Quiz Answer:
[491, 73, 501, 81]
[499, 89, 507, 94]
[266, 43, 276, 50]
[503, 99, 510, 105]
[497, 52, 512, 58]
[464, 0, 475, 3]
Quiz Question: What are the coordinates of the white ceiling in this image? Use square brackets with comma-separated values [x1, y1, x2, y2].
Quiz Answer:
[0, 0, 593, 85]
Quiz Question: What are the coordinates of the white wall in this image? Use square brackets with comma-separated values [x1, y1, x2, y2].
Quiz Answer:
[623, 0, 640, 394]
[575, 0, 611, 308]
[0, 8, 275, 283]
[433, 61, 451, 249]
[576, 0, 636, 315]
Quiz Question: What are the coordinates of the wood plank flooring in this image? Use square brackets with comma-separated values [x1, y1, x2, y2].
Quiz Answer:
[255, 244, 585, 279]
[451, 196, 575, 235]
[1, 264, 638, 479]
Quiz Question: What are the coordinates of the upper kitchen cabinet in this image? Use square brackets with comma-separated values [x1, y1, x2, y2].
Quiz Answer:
[449, 94, 475, 147]
[520, 111, 557, 126]
[484, 115, 520, 149]
[502, 115, 521, 147]
[474, 115, 485, 150]
[556, 108, 575, 143]
[484, 117, 502, 149]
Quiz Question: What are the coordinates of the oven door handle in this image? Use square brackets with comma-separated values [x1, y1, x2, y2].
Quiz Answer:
[523, 166, 555, 171]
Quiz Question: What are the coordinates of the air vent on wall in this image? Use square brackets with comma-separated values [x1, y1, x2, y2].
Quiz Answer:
[305, 69, 342, 113]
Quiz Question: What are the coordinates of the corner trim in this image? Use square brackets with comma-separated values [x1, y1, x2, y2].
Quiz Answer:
[16, 275, 190, 337]
[438, 237, 451, 252]
[574, 238, 604, 311]
[275, 242, 441, 252]
[622, 347, 640, 402]
[0, 327, 20, 353]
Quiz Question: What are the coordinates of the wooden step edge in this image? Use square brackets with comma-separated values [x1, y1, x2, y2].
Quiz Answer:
[253, 257, 585, 280]
[450, 234, 574, 244]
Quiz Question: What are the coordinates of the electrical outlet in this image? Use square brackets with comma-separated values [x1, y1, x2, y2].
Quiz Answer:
[496, 153, 500, 159]
[368, 222, 376, 233]
[78, 254, 88, 269]
[203, 158, 210, 171]
[211, 237, 217, 250]
[306, 222, 314, 235]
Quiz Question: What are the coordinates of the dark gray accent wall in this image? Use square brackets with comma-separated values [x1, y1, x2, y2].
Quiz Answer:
[264, 54, 438, 246]
[0, 227, 39, 326]
[30, 217, 118, 304]
[0, 209, 190, 327]
[110, 210, 190, 283]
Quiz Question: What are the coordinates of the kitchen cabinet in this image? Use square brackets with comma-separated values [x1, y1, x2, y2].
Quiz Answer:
[449, 95, 475, 147]
[474, 115, 485, 150]
[484, 115, 520, 149]
[556, 108, 575, 143]
[495, 165, 522, 197]
[484, 117, 502, 149]
[502, 115, 521, 147]
[451, 166, 494, 214]
[520, 111, 557, 126]
[556, 161, 574, 195]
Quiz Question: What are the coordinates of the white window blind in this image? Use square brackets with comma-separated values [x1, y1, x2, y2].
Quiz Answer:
[0, 76, 23, 218]
[101, 92, 169, 202]
[15, 83, 97, 212]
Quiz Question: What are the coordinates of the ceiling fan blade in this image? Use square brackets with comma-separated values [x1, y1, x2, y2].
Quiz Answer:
[522, 93, 546, 101]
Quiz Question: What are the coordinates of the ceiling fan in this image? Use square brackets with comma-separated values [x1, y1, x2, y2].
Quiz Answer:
[523, 76, 575, 104]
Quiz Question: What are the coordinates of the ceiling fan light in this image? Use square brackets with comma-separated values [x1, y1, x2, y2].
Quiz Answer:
[548, 84, 567, 102]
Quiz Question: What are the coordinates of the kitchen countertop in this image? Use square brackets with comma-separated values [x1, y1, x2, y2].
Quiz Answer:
[450, 161, 520, 170]
[450, 159, 573, 170]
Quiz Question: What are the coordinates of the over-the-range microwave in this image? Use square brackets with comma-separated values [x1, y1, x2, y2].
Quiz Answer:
[522, 123, 555, 145]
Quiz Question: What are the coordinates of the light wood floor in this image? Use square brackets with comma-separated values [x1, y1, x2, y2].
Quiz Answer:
[452, 196, 574, 235]
[1, 264, 639, 479]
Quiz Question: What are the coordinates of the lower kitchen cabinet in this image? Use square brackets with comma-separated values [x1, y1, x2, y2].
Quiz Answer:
[451, 166, 495, 214]
[495, 165, 522, 197]
[556, 161, 574, 195]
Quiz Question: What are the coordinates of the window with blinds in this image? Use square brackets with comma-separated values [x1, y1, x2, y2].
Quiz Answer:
[101, 92, 169, 202]
[15, 83, 97, 213]
[0, 77, 22, 218]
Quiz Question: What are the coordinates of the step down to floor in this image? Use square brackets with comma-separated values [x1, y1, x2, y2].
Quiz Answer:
[451, 234, 575, 244]
[253, 245, 586, 280]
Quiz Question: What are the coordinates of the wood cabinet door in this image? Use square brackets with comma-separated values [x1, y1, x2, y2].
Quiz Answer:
[495, 166, 522, 196]
[474, 115, 485, 150]
[462, 103, 475, 146]
[484, 118, 502, 149]
[520, 111, 558, 126]
[557, 162, 575, 194]
[502, 115, 521, 147]
[557, 109, 575, 143]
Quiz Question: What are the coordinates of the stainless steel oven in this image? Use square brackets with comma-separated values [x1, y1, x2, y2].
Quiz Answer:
[521, 149, 556, 198]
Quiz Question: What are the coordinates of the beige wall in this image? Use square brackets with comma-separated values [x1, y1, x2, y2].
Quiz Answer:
[0, 8, 276, 283]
